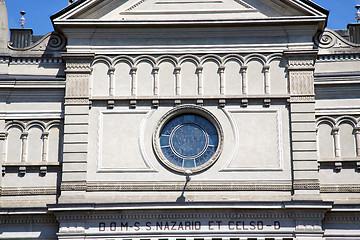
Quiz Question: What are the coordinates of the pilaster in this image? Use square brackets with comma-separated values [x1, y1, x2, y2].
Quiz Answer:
[60, 53, 94, 202]
[285, 50, 320, 200]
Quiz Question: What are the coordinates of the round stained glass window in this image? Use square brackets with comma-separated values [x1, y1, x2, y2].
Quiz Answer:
[154, 106, 223, 173]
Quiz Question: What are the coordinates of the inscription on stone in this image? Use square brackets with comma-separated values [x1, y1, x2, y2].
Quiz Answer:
[98, 220, 281, 232]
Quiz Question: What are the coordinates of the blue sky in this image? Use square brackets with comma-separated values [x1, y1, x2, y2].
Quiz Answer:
[4, 0, 360, 35]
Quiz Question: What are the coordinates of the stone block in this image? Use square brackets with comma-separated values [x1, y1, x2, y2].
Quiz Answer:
[292, 141, 317, 151]
[65, 114, 89, 124]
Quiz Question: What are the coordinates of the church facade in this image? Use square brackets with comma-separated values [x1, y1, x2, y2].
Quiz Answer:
[0, 0, 360, 239]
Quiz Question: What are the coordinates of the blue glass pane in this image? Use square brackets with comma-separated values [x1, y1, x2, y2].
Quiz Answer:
[160, 135, 170, 146]
[183, 115, 195, 123]
[195, 155, 208, 166]
[183, 159, 195, 168]
[171, 155, 183, 167]
[194, 116, 217, 135]
[161, 146, 173, 159]
[208, 135, 218, 146]
[171, 124, 207, 158]
[206, 146, 216, 156]
[161, 124, 172, 135]
[160, 113, 219, 169]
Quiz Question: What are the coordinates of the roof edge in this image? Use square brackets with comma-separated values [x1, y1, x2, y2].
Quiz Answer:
[50, 0, 88, 21]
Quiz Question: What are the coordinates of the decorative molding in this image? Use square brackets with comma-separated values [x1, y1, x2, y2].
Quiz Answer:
[64, 98, 90, 105]
[1, 186, 57, 196]
[321, 184, 360, 193]
[232, 0, 254, 9]
[221, 108, 283, 172]
[153, 104, 224, 174]
[0, 132, 8, 140]
[61, 182, 87, 191]
[317, 54, 360, 62]
[325, 214, 360, 222]
[0, 216, 56, 224]
[263, 98, 271, 107]
[314, 29, 360, 49]
[290, 96, 315, 102]
[107, 100, 115, 109]
[293, 180, 320, 190]
[87, 181, 292, 192]
[96, 110, 156, 173]
[241, 98, 248, 107]
[126, 0, 149, 11]
[92, 53, 283, 73]
[130, 99, 137, 108]
[8, 32, 66, 52]
[288, 59, 315, 68]
[7, 57, 63, 65]
[218, 99, 226, 108]
[289, 71, 314, 95]
[152, 99, 159, 108]
[54, 210, 325, 222]
[65, 73, 90, 97]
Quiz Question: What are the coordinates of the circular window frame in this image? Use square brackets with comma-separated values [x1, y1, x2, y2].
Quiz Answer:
[153, 105, 224, 173]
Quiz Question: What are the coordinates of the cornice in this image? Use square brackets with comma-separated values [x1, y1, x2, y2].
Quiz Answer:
[53, 16, 326, 27]
[48, 200, 332, 212]
[54, 211, 325, 221]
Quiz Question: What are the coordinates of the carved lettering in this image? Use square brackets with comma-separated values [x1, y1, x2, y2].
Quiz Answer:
[97, 220, 280, 232]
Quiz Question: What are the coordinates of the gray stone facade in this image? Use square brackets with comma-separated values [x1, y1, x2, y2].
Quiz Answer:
[0, 0, 360, 239]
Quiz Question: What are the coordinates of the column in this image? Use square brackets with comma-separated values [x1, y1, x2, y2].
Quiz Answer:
[264, 65, 270, 94]
[219, 65, 225, 95]
[108, 67, 115, 96]
[131, 67, 137, 96]
[197, 66, 203, 95]
[285, 50, 320, 200]
[241, 66, 247, 94]
[175, 66, 181, 95]
[0, 132, 7, 163]
[41, 132, 49, 162]
[153, 66, 159, 96]
[354, 127, 360, 156]
[332, 127, 340, 157]
[61, 53, 94, 201]
[21, 132, 28, 163]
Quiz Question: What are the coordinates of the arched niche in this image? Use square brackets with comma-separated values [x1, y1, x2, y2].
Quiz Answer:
[92, 61, 109, 96]
[180, 60, 197, 96]
[317, 122, 335, 159]
[339, 122, 356, 158]
[7, 126, 22, 162]
[269, 59, 287, 94]
[114, 61, 131, 97]
[203, 60, 220, 96]
[224, 60, 242, 95]
[48, 126, 62, 163]
[27, 126, 43, 163]
[136, 61, 153, 96]
[158, 61, 175, 96]
[247, 59, 264, 95]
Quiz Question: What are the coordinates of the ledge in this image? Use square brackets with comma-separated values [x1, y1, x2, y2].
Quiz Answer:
[318, 158, 360, 163]
[90, 95, 290, 101]
[2, 162, 61, 167]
